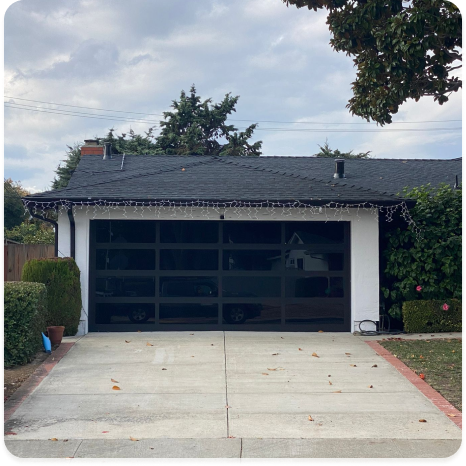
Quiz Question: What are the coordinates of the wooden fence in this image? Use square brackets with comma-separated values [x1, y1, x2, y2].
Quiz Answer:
[4, 244, 56, 281]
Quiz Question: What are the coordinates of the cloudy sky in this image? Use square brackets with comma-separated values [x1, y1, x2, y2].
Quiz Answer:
[3, 0, 462, 193]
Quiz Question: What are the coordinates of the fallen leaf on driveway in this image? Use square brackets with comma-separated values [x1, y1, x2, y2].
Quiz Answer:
[345, 353, 351, 355]
[190, 333, 194, 335]
[280, 337, 284, 339]
[228, 436, 236, 438]
[162, 368, 167, 370]
[350, 364, 357, 367]
[333, 390, 342, 393]
[272, 353, 279, 356]
[50, 438, 58, 441]
[63, 439, 69, 442]
[328, 381, 333, 385]
[368, 385, 373, 388]
[146, 342, 154, 346]
[419, 419, 427, 423]
[447, 414, 457, 417]
[129, 436, 139, 441]
[371, 364, 377, 368]
[112, 386, 121, 390]
[419, 374, 425, 380]
[225, 405, 231, 408]
[262, 373, 269, 376]
[312, 352, 319, 358]
[318, 330, 324, 333]
[102, 431, 109, 433]
[5, 432, 17, 436]
[298, 348, 303, 351]
[267, 368, 277, 371]
[328, 374, 331, 377]
[111, 378, 119, 383]
[125, 340, 131, 343]
[308, 415, 314, 421]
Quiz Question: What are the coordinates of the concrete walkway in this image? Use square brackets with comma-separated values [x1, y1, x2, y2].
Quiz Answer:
[4, 332, 461, 458]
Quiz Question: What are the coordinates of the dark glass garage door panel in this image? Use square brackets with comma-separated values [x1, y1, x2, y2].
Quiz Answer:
[159, 304, 218, 324]
[285, 222, 345, 244]
[222, 301, 281, 325]
[286, 276, 344, 298]
[95, 277, 155, 297]
[96, 220, 156, 243]
[223, 222, 281, 244]
[96, 249, 155, 270]
[223, 276, 281, 298]
[160, 250, 218, 270]
[160, 221, 218, 243]
[95, 303, 155, 324]
[159, 277, 218, 297]
[223, 250, 280, 271]
[285, 251, 344, 271]
[285, 301, 345, 324]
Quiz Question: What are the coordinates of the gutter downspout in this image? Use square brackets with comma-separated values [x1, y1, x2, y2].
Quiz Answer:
[27, 206, 59, 256]
[67, 208, 76, 259]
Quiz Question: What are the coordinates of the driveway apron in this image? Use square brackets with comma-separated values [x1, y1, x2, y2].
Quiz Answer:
[4, 331, 461, 456]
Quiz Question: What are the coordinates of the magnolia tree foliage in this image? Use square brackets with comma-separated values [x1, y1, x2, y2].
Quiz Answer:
[282, 0, 462, 125]
[382, 183, 462, 320]
[154, 85, 262, 156]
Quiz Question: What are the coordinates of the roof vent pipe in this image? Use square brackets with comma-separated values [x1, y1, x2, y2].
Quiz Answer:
[103, 142, 112, 160]
[333, 158, 345, 179]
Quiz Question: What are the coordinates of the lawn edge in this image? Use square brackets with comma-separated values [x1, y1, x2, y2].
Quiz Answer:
[365, 340, 462, 430]
[4, 342, 75, 423]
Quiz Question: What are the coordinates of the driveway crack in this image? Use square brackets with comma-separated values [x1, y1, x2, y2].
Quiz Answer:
[223, 331, 229, 438]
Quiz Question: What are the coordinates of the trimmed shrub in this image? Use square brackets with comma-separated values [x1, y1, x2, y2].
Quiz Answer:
[22, 257, 82, 336]
[402, 299, 462, 333]
[4, 281, 48, 368]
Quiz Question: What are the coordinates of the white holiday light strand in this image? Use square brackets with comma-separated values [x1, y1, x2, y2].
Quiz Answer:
[22, 198, 422, 239]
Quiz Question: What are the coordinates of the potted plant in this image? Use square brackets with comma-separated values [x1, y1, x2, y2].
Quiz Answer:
[46, 325, 65, 345]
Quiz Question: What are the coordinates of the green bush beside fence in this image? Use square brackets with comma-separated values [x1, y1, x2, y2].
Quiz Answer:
[403, 299, 462, 333]
[22, 257, 82, 336]
[4, 281, 48, 368]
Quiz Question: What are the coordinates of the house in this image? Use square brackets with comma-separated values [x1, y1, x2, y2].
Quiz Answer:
[23, 141, 461, 334]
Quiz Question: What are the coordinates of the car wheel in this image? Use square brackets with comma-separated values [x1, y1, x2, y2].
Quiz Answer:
[128, 308, 150, 323]
[224, 306, 247, 324]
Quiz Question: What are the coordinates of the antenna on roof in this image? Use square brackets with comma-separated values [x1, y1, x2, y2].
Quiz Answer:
[121, 153, 126, 171]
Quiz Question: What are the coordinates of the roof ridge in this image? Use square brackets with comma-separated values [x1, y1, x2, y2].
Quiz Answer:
[215, 157, 401, 200]
[40, 157, 220, 196]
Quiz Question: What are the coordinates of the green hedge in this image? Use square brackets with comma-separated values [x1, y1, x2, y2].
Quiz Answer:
[402, 299, 462, 333]
[22, 257, 82, 336]
[4, 281, 48, 368]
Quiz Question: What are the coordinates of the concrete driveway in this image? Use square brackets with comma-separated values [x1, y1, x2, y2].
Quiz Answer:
[4, 332, 461, 458]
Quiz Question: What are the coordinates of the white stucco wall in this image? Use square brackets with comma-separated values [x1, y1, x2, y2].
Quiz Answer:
[58, 206, 380, 335]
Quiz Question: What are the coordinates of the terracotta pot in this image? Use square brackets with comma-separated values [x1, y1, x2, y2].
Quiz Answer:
[47, 326, 65, 345]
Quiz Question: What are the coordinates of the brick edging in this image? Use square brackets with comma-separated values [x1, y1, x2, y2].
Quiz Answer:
[365, 340, 462, 430]
[4, 342, 75, 423]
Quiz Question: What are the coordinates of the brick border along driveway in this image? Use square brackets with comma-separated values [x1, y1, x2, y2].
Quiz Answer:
[365, 341, 462, 430]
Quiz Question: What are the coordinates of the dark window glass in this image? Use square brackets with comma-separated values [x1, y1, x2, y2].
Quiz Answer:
[285, 302, 344, 324]
[285, 222, 345, 244]
[160, 277, 218, 297]
[96, 277, 155, 297]
[223, 250, 280, 271]
[223, 302, 281, 324]
[223, 222, 280, 244]
[285, 251, 344, 271]
[95, 303, 155, 324]
[96, 220, 155, 243]
[160, 221, 218, 243]
[159, 304, 218, 324]
[223, 276, 281, 298]
[96, 250, 155, 270]
[286, 276, 344, 298]
[160, 250, 218, 270]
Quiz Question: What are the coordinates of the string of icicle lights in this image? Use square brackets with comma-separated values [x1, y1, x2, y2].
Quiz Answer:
[23, 198, 422, 238]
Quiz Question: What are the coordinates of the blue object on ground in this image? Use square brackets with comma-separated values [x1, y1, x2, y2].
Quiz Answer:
[41, 332, 52, 354]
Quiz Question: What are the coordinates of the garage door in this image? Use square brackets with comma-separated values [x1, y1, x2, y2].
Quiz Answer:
[89, 220, 351, 331]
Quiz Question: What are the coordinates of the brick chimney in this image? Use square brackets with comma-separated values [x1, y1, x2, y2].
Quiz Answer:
[81, 139, 104, 156]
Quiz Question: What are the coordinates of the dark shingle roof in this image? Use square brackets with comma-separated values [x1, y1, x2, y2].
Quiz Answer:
[25, 155, 462, 205]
